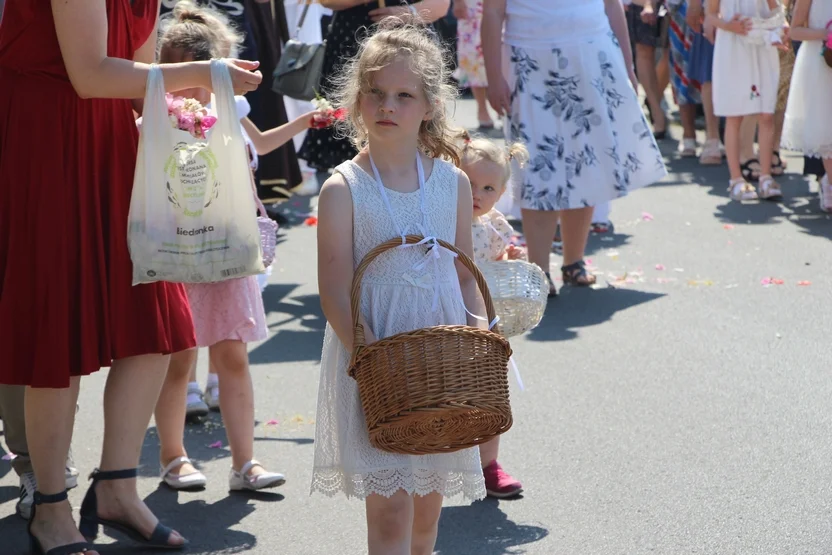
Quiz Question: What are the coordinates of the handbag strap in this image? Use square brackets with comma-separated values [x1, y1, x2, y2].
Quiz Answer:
[293, 1, 337, 40]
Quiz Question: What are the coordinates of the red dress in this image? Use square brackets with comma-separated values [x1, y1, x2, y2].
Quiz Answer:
[0, 0, 196, 388]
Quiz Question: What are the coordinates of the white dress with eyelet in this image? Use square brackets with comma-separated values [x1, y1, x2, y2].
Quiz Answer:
[310, 157, 486, 501]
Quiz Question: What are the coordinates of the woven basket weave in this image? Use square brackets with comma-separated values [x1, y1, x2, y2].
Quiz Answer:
[479, 260, 549, 338]
[348, 235, 513, 455]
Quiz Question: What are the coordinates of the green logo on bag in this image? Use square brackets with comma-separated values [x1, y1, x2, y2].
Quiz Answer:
[163, 142, 220, 217]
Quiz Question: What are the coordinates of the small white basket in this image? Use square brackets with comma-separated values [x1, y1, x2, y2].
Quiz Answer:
[479, 260, 549, 338]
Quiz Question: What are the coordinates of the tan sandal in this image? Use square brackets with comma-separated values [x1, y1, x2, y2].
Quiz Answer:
[758, 175, 783, 201]
[699, 139, 723, 166]
[728, 178, 758, 202]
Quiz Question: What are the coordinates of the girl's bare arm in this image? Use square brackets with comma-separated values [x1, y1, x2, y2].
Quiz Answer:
[789, 0, 826, 41]
[241, 113, 317, 156]
[453, 173, 488, 330]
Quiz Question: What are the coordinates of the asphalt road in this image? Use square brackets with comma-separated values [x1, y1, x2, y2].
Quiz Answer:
[2, 98, 832, 555]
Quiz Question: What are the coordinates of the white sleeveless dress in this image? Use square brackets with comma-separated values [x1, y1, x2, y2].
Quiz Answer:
[781, 0, 832, 158]
[712, 0, 781, 116]
[310, 157, 486, 501]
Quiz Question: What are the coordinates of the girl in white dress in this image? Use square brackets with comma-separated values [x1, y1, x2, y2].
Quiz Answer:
[708, 0, 786, 201]
[781, 0, 832, 212]
[313, 21, 486, 554]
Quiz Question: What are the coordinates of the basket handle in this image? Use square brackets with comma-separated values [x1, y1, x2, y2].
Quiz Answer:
[349, 234, 499, 360]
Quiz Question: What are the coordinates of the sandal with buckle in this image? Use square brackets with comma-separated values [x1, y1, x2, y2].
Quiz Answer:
[728, 178, 759, 201]
[758, 175, 783, 201]
[79, 468, 187, 550]
[561, 260, 596, 287]
[160, 457, 207, 491]
[771, 151, 787, 176]
[28, 490, 94, 555]
[229, 460, 286, 492]
[699, 139, 723, 166]
[740, 159, 761, 182]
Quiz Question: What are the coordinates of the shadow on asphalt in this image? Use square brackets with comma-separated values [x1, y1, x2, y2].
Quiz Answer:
[250, 286, 326, 365]
[527, 287, 665, 343]
[435, 498, 548, 555]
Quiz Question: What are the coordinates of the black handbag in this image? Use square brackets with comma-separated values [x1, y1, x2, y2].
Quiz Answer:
[272, 2, 330, 101]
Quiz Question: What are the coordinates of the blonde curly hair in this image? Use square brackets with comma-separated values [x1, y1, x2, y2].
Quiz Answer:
[330, 18, 461, 165]
[158, 0, 244, 62]
[456, 129, 529, 189]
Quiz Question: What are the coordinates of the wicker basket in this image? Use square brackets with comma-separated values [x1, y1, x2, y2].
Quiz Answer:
[478, 260, 549, 338]
[348, 235, 513, 455]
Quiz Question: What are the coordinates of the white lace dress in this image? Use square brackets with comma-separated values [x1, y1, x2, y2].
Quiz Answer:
[311, 158, 486, 501]
[781, 0, 832, 158]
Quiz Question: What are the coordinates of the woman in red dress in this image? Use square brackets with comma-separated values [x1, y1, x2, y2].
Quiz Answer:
[0, 1, 261, 554]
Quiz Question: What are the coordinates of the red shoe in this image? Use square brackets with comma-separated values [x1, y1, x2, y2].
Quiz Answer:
[482, 460, 523, 499]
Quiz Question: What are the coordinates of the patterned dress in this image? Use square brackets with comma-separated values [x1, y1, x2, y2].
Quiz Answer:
[454, 0, 488, 88]
[503, 0, 667, 211]
[472, 209, 514, 264]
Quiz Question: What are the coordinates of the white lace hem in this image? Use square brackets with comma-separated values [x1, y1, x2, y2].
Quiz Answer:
[780, 142, 832, 160]
[310, 467, 486, 501]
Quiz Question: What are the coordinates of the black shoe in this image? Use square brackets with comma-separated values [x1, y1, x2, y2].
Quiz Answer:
[28, 489, 94, 555]
[79, 468, 187, 550]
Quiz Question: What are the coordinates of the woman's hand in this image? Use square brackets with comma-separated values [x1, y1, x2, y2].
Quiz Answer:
[222, 59, 263, 94]
[453, 0, 469, 19]
[724, 14, 752, 35]
[487, 77, 512, 116]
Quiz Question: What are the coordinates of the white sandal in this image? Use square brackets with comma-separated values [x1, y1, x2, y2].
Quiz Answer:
[758, 175, 783, 201]
[229, 459, 285, 491]
[728, 178, 758, 201]
[160, 456, 207, 491]
[820, 176, 832, 213]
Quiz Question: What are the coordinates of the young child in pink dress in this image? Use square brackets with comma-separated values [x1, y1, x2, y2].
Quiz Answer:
[150, 2, 321, 492]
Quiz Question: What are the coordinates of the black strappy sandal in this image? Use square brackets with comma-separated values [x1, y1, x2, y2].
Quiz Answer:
[543, 272, 558, 298]
[561, 261, 597, 287]
[28, 490, 94, 555]
[771, 151, 786, 176]
[740, 159, 761, 182]
[79, 468, 187, 550]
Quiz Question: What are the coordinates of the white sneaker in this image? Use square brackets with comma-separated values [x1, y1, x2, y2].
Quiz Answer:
[16, 459, 79, 521]
[204, 382, 220, 411]
[15, 472, 36, 520]
[160, 456, 207, 491]
[229, 460, 285, 491]
[186, 382, 209, 419]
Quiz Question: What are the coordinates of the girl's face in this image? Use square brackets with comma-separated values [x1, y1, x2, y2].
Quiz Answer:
[358, 56, 432, 144]
[465, 157, 505, 219]
[161, 48, 211, 105]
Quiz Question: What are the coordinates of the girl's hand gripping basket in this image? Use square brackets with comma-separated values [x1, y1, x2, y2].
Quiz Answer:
[348, 235, 514, 455]
[478, 260, 549, 338]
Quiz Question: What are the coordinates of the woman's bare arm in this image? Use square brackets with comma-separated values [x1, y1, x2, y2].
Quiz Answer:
[51, 0, 261, 99]
[604, 0, 636, 79]
[369, 0, 451, 24]
[789, 0, 826, 41]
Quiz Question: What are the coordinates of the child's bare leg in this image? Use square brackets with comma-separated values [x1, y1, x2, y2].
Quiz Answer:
[366, 491, 413, 555]
[411, 493, 443, 555]
[479, 436, 500, 467]
[724, 116, 744, 181]
[155, 349, 198, 474]
[210, 340, 256, 472]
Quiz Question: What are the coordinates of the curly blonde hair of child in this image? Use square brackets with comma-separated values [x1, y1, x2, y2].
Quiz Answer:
[456, 129, 529, 189]
[158, 0, 244, 62]
[330, 18, 461, 165]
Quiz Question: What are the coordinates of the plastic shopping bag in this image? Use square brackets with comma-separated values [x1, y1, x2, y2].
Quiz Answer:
[128, 60, 264, 284]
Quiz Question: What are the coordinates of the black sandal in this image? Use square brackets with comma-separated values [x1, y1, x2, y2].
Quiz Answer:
[561, 261, 597, 287]
[772, 151, 786, 176]
[740, 159, 761, 182]
[28, 490, 94, 555]
[79, 468, 187, 550]
[543, 272, 558, 298]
